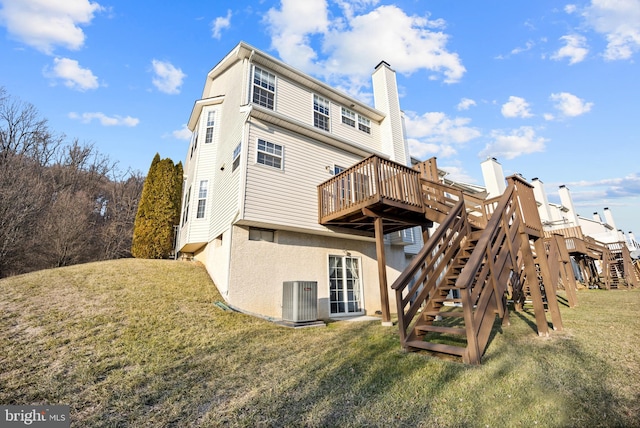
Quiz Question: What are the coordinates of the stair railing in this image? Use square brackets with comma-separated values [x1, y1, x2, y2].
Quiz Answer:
[392, 196, 468, 345]
[456, 182, 523, 363]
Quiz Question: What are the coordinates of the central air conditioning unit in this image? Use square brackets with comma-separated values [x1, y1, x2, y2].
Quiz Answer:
[282, 281, 318, 323]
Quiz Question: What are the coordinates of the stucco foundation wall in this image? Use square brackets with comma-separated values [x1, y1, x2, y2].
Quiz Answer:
[194, 228, 233, 299]
[226, 225, 408, 320]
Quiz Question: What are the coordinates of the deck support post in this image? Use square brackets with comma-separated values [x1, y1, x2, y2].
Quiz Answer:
[374, 216, 392, 326]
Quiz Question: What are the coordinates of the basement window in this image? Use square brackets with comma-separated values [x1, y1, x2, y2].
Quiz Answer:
[248, 228, 275, 242]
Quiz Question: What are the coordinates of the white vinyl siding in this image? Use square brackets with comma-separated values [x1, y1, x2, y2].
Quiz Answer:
[243, 122, 362, 231]
[206, 109, 248, 242]
[263, 67, 381, 152]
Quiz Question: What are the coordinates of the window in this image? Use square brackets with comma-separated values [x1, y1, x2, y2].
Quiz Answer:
[204, 111, 215, 144]
[341, 107, 356, 127]
[249, 228, 275, 242]
[329, 255, 363, 314]
[232, 143, 241, 172]
[182, 186, 191, 226]
[313, 94, 330, 131]
[256, 139, 283, 169]
[190, 131, 198, 158]
[333, 165, 346, 175]
[358, 115, 371, 134]
[252, 67, 275, 110]
[196, 180, 208, 218]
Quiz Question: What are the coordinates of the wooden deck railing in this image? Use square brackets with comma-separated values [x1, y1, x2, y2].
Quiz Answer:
[543, 226, 584, 240]
[318, 155, 423, 224]
[419, 178, 488, 228]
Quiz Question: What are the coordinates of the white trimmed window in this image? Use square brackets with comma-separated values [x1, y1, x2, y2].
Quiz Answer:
[256, 139, 283, 169]
[358, 115, 371, 134]
[341, 107, 356, 127]
[204, 111, 215, 144]
[182, 186, 191, 226]
[190, 131, 198, 158]
[232, 143, 241, 172]
[196, 180, 208, 218]
[252, 67, 276, 110]
[313, 94, 330, 131]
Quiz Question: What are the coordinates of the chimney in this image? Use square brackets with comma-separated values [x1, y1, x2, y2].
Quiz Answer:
[618, 229, 625, 242]
[481, 157, 507, 198]
[593, 212, 602, 223]
[558, 185, 579, 226]
[603, 207, 617, 230]
[531, 177, 551, 224]
[372, 61, 408, 165]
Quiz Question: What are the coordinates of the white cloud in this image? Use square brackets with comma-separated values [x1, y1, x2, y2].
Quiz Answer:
[564, 173, 640, 198]
[151, 59, 186, 94]
[501, 96, 533, 118]
[551, 34, 589, 64]
[479, 127, 548, 160]
[565, 4, 578, 14]
[543, 113, 555, 121]
[69, 111, 139, 127]
[264, 1, 465, 93]
[171, 124, 192, 140]
[264, 0, 330, 74]
[44, 57, 99, 91]
[511, 40, 535, 55]
[583, 0, 640, 60]
[457, 98, 476, 111]
[212, 9, 231, 40]
[0, 0, 103, 54]
[404, 111, 481, 159]
[439, 163, 479, 184]
[550, 92, 593, 117]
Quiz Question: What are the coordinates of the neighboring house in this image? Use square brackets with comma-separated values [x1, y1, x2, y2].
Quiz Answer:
[481, 156, 639, 287]
[481, 157, 637, 248]
[176, 42, 421, 321]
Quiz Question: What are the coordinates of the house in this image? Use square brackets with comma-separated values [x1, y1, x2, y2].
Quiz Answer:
[481, 157, 640, 289]
[176, 42, 616, 364]
[176, 42, 423, 322]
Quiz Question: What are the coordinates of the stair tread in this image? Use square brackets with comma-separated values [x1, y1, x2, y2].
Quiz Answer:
[405, 340, 466, 356]
[415, 325, 467, 335]
[432, 297, 462, 303]
[438, 283, 463, 290]
[424, 310, 465, 317]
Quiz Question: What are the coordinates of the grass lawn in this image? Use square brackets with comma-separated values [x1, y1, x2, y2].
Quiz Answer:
[1, 259, 639, 427]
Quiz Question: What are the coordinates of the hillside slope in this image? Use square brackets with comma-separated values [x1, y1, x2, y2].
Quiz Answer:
[1, 259, 639, 427]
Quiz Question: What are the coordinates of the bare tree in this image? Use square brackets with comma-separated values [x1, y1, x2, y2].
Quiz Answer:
[99, 171, 145, 260]
[0, 88, 145, 277]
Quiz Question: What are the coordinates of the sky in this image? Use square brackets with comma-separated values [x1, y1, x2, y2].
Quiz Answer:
[1, 0, 639, 234]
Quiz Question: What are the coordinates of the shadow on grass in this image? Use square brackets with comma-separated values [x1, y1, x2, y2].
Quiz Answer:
[556, 294, 570, 307]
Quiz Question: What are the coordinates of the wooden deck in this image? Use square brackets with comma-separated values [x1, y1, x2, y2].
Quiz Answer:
[317, 155, 428, 234]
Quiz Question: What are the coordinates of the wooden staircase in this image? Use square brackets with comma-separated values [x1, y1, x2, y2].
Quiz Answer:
[392, 173, 562, 364]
